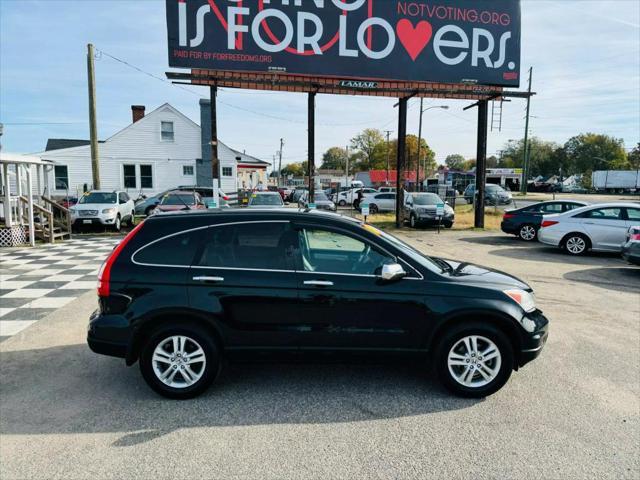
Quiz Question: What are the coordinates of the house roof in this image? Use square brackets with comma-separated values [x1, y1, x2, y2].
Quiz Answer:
[230, 147, 270, 166]
[45, 139, 98, 151]
[369, 170, 417, 183]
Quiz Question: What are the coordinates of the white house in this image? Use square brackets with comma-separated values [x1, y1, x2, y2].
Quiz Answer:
[37, 103, 268, 198]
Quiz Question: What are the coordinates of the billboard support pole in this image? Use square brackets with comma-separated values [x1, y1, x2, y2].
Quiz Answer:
[474, 100, 489, 228]
[308, 92, 316, 204]
[395, 97, 408, 228]
[210, 84, 220, 205]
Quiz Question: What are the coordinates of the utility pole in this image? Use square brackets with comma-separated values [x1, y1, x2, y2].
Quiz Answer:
[384, 130, 393, 185]
[87, 43, 100, 189]
[210, 85, 220, 204]
[345, 145, 350, 188]
[521, 67, 533, 194]
[278, 138, 284, 187]
[395, 98, 408, 228]
[416, 98, 424, 192]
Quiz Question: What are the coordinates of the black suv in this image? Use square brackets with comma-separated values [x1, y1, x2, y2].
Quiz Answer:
[88, 209, 549, 399]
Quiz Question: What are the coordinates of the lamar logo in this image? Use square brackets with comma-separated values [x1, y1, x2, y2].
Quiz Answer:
[339, 80, 378, 89]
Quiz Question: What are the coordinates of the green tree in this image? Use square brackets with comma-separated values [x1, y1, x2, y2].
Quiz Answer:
[320, 147, 347, 170]
[350, 128, 386, 171]
[627, 143, 640, 169]
[564, 133, 628, 173]
[281, 162, 305, 177]
[445, 154, 466, 170]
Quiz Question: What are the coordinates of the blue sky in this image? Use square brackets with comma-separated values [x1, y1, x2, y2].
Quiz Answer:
[1, 0, 639, 166]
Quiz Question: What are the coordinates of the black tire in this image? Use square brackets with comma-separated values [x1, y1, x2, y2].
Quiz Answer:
[518, 224, 538, 242]
[434, 322, 514, 398]
[444, 221, 453, 229]
[410, 213, 418, 228]
[562, 233, 590, 255]
[113, 214, 121, 232]
[369, 204, 379, 214]
[139, 324, 220, 399]
[144, 206, 155, 217]
[338, 200, 347, 207]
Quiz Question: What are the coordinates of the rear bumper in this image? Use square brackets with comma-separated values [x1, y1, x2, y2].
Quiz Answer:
[537, 228, 563, 247]
[87, 309, 130, 359]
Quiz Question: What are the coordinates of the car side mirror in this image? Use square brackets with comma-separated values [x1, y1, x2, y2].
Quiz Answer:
[380, 263, 406, 282]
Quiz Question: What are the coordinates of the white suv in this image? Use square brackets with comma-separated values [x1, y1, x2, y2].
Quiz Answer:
[70, 190, 135, 231]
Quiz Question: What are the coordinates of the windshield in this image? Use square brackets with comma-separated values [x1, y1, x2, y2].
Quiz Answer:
[161, 194, 196, 206]
[486, 185, 504, 192]
[250, 194, 283, 206]
[79, 192, 116, 204]
[413, 194, 441, 205]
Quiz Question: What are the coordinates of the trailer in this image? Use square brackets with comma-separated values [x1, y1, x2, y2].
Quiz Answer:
[592, 170, 640, 193]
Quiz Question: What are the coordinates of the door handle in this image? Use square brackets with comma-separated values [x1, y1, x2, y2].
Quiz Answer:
[192, 276, 224, 283]
[304, 280, 334, 287]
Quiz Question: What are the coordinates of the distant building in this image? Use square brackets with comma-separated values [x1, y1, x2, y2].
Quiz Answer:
[37, 103, 269, 197]
[355, 170, 417, 188]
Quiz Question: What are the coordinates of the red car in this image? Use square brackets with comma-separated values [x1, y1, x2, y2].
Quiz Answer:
[153, 191, 205, 213]
[60, 197, 78, 209]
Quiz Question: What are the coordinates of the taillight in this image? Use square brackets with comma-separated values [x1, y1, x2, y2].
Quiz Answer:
[97, 221, 145, 297]
[503, 213, 515, 219]
[541, 220, 559, 228]
[630, 233, 640, 241]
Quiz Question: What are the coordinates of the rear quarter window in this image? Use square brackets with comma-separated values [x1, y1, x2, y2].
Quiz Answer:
[133, 228, 204, 266]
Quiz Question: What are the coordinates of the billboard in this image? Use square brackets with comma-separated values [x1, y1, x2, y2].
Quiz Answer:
[166, 0, 521, 87]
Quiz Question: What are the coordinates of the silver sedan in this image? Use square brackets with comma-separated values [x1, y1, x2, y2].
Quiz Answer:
[537, 202, 640, 255]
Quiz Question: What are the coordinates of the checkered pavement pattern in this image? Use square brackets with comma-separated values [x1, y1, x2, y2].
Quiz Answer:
[0, 236, 123, 341]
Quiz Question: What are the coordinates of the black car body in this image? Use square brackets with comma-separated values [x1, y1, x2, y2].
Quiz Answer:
[501, 200, 589, 241]
[622, 226, 640, 265]
[88, 209, 548, 399]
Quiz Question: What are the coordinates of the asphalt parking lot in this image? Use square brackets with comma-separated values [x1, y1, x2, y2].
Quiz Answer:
[1, 229, 638, 479]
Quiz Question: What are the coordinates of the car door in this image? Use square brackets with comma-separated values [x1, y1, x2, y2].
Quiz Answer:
[292, 223, 429, 350]
[579, 207, 628, 251]
[187, 220, 302, 349]
[377, 193, 395, 211]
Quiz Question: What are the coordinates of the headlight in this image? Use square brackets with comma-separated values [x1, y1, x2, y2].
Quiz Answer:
[102, 207, 117, 214]
[69, 208, 77, 214]
[504, 289, 536, 313]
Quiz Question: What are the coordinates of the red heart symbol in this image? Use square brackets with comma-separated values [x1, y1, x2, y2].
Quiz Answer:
[396, 19, 433, 61]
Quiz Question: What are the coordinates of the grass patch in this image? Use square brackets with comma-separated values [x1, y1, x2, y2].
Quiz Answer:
[350, 205, 503, 231]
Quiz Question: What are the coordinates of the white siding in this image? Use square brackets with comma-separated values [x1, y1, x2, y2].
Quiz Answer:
[37, 104, 231, 196]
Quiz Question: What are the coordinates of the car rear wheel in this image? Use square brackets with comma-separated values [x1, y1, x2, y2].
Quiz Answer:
[435, 323, 513, 398]
[139, 325, 219, 399]
[563, 233, 589, 255]
[369, 204, 379, 214]
[144, 206, 155, 217]
[518, 224, 537, 241]
[338, 200, 347, 206]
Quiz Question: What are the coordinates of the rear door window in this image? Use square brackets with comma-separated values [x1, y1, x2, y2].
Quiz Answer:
[199, 222, 294, 270]
[577, 208, 623, 220]
[133, 229, 203, 266]
[540, 203, 563, 214]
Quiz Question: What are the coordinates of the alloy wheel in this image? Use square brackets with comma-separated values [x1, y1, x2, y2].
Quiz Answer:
[519, 225, 536, 241]
[447, 335, 502, 388]
[151, 335, 207, 388]
[566, 236, 586, 254]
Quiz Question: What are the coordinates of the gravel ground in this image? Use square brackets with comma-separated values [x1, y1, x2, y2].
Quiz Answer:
[1, 229, 638, 479]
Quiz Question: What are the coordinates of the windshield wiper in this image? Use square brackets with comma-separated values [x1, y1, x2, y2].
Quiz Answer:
[432, 257, 453, 273]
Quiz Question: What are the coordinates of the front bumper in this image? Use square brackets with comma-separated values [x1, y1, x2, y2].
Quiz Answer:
[72, 215, 117, 226]
[517, 310, 549, 367]
[416, 213, 454, 224]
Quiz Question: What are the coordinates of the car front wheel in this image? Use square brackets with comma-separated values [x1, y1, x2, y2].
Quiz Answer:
[139, 325, 219, 399]
[435, 323, 513, 398]
[113, 215, 121, 232]
[338, 200, 347, 206]
[410, 213, 418, 228]
[519, 224, 537, 241]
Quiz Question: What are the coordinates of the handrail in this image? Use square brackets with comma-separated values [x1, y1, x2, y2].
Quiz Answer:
[18, 195, 55, 243]
[42, 195, 71, 214]
[18, 195, 51, 215]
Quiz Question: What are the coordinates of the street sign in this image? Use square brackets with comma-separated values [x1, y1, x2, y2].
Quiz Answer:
[361, 203, 370, 216]
[436, 203, 445, 217]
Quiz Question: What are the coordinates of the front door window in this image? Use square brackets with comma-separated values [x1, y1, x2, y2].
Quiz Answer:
[298, 228, 393, 276]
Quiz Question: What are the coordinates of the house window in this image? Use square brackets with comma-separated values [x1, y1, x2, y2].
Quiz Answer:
[222, 167, 233, 177]
[54, 165, 69, 190]
[161, 121, 174, 142]
[183, 165, 194, 176]
[123, 164, 137, 189]
[140, 164, 153, 188]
